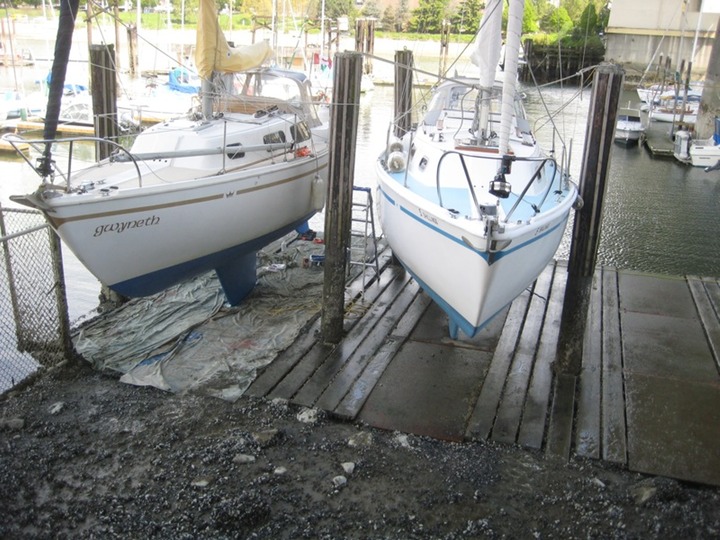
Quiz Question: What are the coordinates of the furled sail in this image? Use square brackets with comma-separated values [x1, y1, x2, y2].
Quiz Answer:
[469, 0, 503, 91]
[195, 0, 272, 80]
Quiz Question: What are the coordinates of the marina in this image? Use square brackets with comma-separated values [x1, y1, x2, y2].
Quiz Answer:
[2, 13, 720, 495]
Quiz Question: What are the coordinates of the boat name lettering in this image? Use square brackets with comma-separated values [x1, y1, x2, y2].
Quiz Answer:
[94, 215, 160, 237]
[418, 208, 438, 225]
[534, 223, 549, 236]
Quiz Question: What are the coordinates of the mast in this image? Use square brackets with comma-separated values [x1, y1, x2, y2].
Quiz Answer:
[38, 0, 80, 178]
[499, 0, 523, 155]
[470, 0, 502, 144]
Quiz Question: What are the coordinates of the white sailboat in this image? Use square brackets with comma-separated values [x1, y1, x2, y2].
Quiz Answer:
[6, 0, 330, 305]
[374, 0, 579, 339]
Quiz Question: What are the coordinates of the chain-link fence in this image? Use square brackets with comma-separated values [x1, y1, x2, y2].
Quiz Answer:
[1, 205, 73, 395]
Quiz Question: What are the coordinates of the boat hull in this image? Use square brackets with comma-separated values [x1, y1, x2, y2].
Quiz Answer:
[614, 128, 643, 145]
[689, 143, 720, 168]
[29, 155, 327, 303]
[376, 164, 573, 339]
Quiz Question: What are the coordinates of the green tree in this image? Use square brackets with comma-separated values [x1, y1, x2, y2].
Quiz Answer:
[541, 6, 572, 34]
[317, 0, 354, 20]
[408, 0, 449, 34]
[452, 0, 481, 35]
[523, 0, 539, 33]
[573, 2, 599, 39]
[560, 0, 586, 22]
[397, 0, 410, 31]
[361, 0, 382, 19]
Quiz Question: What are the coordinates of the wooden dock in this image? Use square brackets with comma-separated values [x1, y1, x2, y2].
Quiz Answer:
[246, 249, 720, 486]
[643, 118, 678, 157]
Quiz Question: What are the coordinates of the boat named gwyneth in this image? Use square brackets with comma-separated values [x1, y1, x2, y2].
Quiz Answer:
[5, 0, 329, 305]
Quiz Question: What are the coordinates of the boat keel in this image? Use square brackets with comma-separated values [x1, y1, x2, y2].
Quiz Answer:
[215, 251, 258, 305]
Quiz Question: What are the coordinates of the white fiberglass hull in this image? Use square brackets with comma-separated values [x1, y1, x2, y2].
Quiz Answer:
[689, 142, 720, 168]
[27, 154, 327, 303]
[11, 67, 331, 304]
[377, 164, 574, 339]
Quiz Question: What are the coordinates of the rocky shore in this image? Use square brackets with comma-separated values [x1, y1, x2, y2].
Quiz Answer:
[1, 362, 719, 539]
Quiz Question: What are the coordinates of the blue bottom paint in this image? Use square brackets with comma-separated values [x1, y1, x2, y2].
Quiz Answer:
[111, 214, 314, 304]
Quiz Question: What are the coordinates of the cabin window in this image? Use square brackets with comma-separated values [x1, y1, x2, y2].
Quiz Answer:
[263, 131, 287, 146]
[291, 121, 311, 143]
[226, 142, 245, 160]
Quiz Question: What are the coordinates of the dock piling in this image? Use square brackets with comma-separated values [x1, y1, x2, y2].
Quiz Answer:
[557, 62, 624, 376]
[321, 52, 364, 344]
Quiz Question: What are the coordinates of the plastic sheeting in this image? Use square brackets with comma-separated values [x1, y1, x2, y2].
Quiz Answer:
[73, 238, 327, 400]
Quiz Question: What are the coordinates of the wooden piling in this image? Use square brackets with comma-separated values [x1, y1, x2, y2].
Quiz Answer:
[321, 52, 364, 344]
[394, 50, 414, 138]
[439, 20, 450, 78]
[556, 62, 624, 375]
[127, 24, 138, 79]
[354, 18, 375, 76]
[89, 44, 118, 161]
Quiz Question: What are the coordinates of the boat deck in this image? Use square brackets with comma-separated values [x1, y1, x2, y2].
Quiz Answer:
[246, 250, 720, 486]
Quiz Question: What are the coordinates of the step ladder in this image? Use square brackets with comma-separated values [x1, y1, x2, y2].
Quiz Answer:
[348, 186, 379, 291]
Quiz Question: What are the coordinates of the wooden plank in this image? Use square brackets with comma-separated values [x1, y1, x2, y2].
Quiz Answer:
[491, 265, 554, 444]
[545, 373, 577, 459]
[603, 268, 627, 464]
[286, 271, 412, 406]
[317, 280, 424, 413]
[246, 257, 398, 398]
[688, 277, 720, 373]
[333, 292, 434, 419]
[245, 315, 322, 398]
[518, 264, 569, 449]
[465, 287, 532, 441]
[573, 267, 602, 458]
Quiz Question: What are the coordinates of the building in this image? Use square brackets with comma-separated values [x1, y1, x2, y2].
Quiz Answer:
[605, 0, 720, 80]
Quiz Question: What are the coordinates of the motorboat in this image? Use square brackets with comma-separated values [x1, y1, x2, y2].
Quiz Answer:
[674, 117, 720, 170]
[614, 106, 645, 145]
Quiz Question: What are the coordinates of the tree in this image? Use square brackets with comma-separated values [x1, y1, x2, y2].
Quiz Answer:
[397, 0, 410, 31]
[382, 5, 396, 30]
[523, 0, 539, 33]
[560, 0, 586, 22]
[317, 0, 354, 20]
[573, 2, 599, 40]
[361, 0, 382, 19]
[541, 6, 572, 35]
[452, 0, 481, 35]
[407, 0, 449, 34]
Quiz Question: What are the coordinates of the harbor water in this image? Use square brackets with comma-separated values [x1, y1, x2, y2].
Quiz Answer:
[1, 74, 719, 325]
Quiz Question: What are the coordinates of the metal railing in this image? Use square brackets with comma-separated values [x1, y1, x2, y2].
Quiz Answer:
[436, 151, 562, 222]
[0, 206, 74, 395]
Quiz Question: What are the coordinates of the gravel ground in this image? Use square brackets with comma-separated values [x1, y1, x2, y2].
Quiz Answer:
[1, 361, 719, 539]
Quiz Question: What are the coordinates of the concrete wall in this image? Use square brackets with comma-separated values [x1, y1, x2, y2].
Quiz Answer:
[605, 0, 719, 79]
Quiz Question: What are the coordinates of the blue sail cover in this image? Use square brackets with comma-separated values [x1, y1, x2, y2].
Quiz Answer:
[168, 67, 200, 94]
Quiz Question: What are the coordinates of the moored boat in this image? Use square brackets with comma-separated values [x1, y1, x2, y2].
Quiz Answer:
[374, 0, 579, 339]
[674, 117, 720, 170]
[648, 91, 701, 124]
[615, 106, 645, 146]
[5, 0, 330, 305]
